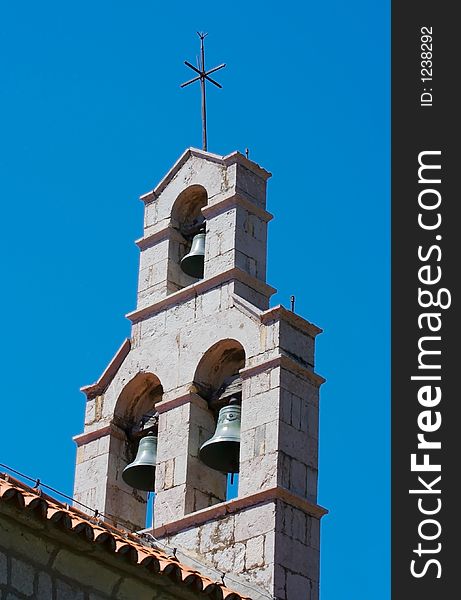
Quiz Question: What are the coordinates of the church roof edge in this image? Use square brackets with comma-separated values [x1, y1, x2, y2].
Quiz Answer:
[0, 473, 251, 600]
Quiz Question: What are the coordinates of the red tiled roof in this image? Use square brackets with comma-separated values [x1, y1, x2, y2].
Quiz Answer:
[0, 472, 250, 600]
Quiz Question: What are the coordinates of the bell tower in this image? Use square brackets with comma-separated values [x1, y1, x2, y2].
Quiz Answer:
[73, 147, 327, 600]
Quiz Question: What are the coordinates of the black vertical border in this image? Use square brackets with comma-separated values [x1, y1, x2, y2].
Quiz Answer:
[392, 2, 458, 598]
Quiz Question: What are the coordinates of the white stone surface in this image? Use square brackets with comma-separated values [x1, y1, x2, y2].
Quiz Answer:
[74, 150, 324, 600]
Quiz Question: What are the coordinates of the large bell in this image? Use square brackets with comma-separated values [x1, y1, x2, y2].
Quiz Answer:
[199, 404, 241, 473]
[180, 232, 205, 278]
[122, 432, 157, 491]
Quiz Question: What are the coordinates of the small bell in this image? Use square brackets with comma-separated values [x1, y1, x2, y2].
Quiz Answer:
[199, 403, 241, 474]
[180, 232, 205, 278]
[122, 432, 157, 491]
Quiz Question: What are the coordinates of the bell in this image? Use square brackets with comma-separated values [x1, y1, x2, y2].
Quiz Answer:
[199, 404, 241, 473]
[180, 232, 205, 278]
[122, 432, 157, 491]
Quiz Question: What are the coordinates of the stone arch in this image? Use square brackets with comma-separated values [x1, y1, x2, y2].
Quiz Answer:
[192, 339, 245, 501]
[167, 185, 208, 291]
[114, 372, 163, 429]
[106, 372, 163, 531]
[193, 339, 246, 404]
[170, 184, 208, 231]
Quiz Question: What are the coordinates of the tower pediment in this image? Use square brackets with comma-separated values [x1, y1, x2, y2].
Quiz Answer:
[140, 147, 271, 207]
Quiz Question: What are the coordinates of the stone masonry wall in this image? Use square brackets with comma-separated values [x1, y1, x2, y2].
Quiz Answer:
[0, 506, 191, 600]
[160, 499, 321, 600]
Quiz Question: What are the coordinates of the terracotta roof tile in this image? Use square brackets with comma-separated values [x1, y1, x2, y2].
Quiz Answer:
[0, 472, 251, 600]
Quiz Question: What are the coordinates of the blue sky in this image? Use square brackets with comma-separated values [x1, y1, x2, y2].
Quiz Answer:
[0, 2, 389, 598]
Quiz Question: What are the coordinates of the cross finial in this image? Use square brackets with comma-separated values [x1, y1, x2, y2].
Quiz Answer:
[180, 32, 226, 152]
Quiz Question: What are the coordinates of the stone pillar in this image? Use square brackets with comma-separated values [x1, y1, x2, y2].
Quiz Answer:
[153, 393, 227, 527]
[74, 423, 149, 532]
[155, 493, 325, 600]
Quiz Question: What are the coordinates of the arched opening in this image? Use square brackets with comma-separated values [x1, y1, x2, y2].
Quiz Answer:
[194, 339, 245, 402]
[112, 373, 163, 530]
[168, 185, 208, 293]
[115, 372, 163, 428]
[193, 339, 246, 500]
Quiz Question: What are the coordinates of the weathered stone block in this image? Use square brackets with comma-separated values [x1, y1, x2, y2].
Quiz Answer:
[278, 504, 309, 543]
[11, 556, 35, 596]
[52, 549, 119, 595]
[253, 424, 266, 457]
[280, 368, 319, 404]
[173, 453, 187, 487]
[0, 550, 7, 584]
[105, 484, 147, 530]
[186, 457, 226, 501]
[56, 579, 85, 600]
[307, 403, 319, 438]
[306, 467, 318, 501]
[241, 388, 280, 431]
[249, 371, 271, 397]
[239, 452, 278, 495]
[0, 520, 55, 568]
[291, 394, 302, 430]
[200, 286, 222, 317]
[157, 429, 188, 463]
[153, 485, 187, 527]
[214, 542, 246, 573]
[74, 454, 109, 493]
[234, 504, 276, 543]
[232, 279, 270, 310]
[160, 458, 175, 490]
[279, 421, 309, 461]
[140, 312, 167, 340]
[275, 533, 312, 576]
[37, 571, 53, 599]
[198, 516, 235, 554]
[278, 451, 292, 491]
[167, 526, 201, 554]
[264, 419, 279, 454]
[291, 459, 308, 497]
[116, 577, 158, 600]
[245, 534, 265, 569]
[235, 163, 267, 207]
[139, 238, 170, 268]
[204, 248, 235, 279]
[286, 572, 312, 600]
[310, 517, 321, 551]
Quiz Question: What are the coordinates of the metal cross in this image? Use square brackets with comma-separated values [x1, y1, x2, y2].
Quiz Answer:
[181, 32, 226, 152]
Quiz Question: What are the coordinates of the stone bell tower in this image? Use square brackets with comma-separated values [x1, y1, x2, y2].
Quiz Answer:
[73, 148, 327, 600]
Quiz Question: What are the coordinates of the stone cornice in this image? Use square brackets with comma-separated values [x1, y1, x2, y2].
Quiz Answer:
[126, 268, 276, 324]
[73, 422, 126, 447]
[135, 225, 175, 250]
[80, 339, 131, 399]
[261, 305, 323, 337]
[240, 354, 326, 387]
[155, 391, 207, 415]
[151, 487, 328, 538]
[222, 150, 272, 181]
[139, 148, 271, 204]
[201, 192, 273, 222]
